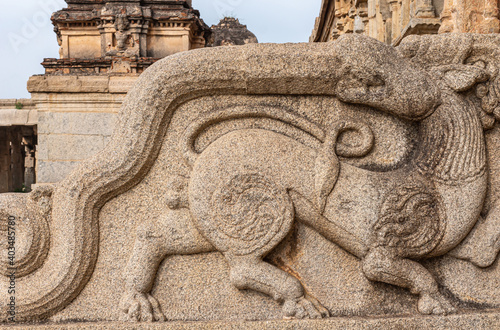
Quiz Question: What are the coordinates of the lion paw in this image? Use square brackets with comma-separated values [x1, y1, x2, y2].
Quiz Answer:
[449, 234, 500, 268]
[282, 295, 330, 319]
[120, 290, 166, 322]
[418, 292, 456, 315]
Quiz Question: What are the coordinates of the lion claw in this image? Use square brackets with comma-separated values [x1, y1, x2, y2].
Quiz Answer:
[418, 292, 456, 315]
[120, 290, 166, 322]
[283, 295, 330, 319]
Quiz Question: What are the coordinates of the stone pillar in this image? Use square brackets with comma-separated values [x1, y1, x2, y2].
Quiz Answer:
[415, 0, 436, 18]
[368, 0, 378, 38]
[22, 131, 36, 192]
[389, 0, 402, 42]
[61, 35, 70, 59]
[10, 127, 24, 192]
[182, 34, 190, 51]
[0, 128, 10, 193]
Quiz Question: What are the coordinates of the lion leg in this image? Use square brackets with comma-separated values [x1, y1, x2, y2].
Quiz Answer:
[362, 247, 456, 315]
[189, 172, 328, 318]
[120, 209, 214, 322]
[121, 232, 168, 322]
[449, 201, 500, 267]
[227, 254, 329, 319]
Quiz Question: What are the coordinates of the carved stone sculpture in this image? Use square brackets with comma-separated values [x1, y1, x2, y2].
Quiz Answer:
[2, 33, 500, 327]
[105, 14, 139, 57]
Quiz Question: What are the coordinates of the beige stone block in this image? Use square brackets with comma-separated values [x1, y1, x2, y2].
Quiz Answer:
[0, 109, 26, 126]
[37, 160, 81, 184]
[44, 134, 108, 161]
[79, 76, 110, 93]
[147, 32, 187, 58]
[36, 134, 49, 160]
[38, 112, 116, 136]
[0, 109, 38, 126]
[32, 92, 124, 113]
[67, 35, 101, 59]
[109, 76, 140, 94]
[28, 75, 110, 93]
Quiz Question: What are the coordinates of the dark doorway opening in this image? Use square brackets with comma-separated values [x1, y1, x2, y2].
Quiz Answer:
[0, 126, 37, 193]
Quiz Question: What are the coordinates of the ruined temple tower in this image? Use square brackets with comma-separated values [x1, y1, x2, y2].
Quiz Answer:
[26, 0, 211, 186]
[208, 17, 258, 46]
[44, 0, 210, 74]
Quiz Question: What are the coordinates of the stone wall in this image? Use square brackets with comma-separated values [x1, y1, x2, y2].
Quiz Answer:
[440, 0, 500, 33]
[310, 0, 499, 44]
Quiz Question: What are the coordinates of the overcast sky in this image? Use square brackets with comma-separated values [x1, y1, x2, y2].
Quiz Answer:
[0, 0, 322, 99]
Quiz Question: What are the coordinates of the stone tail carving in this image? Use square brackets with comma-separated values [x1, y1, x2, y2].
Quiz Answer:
[0, 187, 52, 279]
[182, 106, 374, 214]
[315, 121, 373, 212]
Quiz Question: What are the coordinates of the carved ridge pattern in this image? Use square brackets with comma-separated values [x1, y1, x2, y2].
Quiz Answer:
[0, 195, 50, 278]
[210, 173, 294, 256]
[374, 180, 446, 258]
[181, 106, 326, 167]
[182, 106, 374, 169]
[415, 90, 486, 183]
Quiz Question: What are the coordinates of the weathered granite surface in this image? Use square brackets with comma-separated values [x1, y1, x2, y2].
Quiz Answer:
[2, 33, 500, 328]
